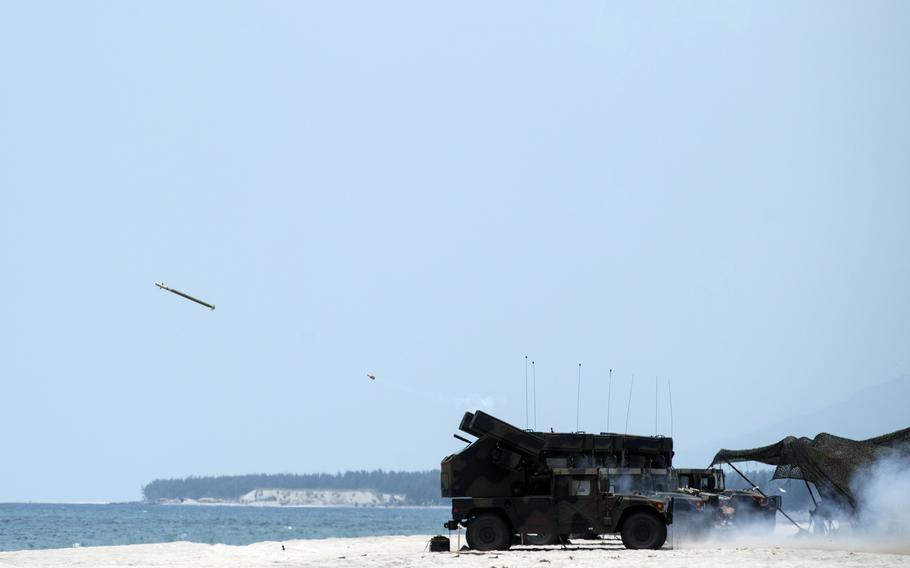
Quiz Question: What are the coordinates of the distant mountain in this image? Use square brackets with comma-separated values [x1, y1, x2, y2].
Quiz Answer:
[682, 374, 910, 466]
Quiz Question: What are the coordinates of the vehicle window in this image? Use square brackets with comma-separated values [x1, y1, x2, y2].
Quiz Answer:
[569, 479, 591, 496]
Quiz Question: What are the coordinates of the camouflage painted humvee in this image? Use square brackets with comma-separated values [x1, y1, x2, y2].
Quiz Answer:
[676, 468, 779, 532]
[600, 466, 717, 539]
[441, 411, 673, 550]
[598, 466, 777, 537]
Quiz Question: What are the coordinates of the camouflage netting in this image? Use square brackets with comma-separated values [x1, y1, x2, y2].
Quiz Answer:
[712, 427, 910, 513]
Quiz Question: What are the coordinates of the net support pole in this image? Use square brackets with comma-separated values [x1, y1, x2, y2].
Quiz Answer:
[725, 461, 805, 532]
[804, 479, 818, 508]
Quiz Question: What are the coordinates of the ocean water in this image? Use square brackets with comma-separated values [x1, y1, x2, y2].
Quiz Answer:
[0, 503, 448, 552]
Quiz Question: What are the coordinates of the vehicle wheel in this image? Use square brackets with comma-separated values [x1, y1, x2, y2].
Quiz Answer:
[750, 514, 776, 534]
[521, 532, 558, 545]
[733, 511, 775, 534]
[621, 512, 667, 550]
[466, 514, 512, 551]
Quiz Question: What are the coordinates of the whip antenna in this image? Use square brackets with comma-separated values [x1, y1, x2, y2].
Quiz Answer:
[524, 356, 529, 429]
[576, 363, 582, 432]
[532, 360, 537, 430]
[655, 376, 659, 436]
[607, 368, 612, 432]
[625, 373, 634, 433]
[668, 379, 674, 439]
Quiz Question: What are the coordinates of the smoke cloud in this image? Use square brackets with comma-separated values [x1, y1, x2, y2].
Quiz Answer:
[675, 453, 910, 554]
[849, 450, 910, 552]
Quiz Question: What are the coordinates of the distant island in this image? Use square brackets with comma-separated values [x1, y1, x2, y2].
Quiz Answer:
[142, 470, 446, 507]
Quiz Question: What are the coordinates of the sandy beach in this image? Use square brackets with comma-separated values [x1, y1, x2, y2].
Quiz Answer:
[1, 534, 908, 568]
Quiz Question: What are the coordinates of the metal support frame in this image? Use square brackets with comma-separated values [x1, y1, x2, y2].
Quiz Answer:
[725, 461, 805, 532]
[804, 479, 818, 508]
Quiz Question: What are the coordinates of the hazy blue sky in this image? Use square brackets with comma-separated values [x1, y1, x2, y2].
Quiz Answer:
[1, 2, 908, 502]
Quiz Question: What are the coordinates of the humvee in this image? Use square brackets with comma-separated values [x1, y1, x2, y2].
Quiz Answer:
[676, 468, 779, 532]
[441, 411, 673, 550]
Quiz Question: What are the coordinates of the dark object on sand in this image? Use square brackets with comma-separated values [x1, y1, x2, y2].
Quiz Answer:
[712, 426, 910, 514]
[429, 535, 450, 552]
[155, 282, 215, 310]
[441, 410, 673, 551]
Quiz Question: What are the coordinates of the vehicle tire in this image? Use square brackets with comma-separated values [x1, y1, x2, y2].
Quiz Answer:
[620, 512, 667, 550]
[466, 514, 512, 551]
[733, 510, 775, 534]
[751, 514, 776, 535]
[521, 532, 559, 545]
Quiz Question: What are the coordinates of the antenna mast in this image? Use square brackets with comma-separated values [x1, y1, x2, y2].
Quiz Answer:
[532, 360, 537, 430]
[607, 368, 612, 432]
[524, 356, 529, 429]
[576, 363, 582, 432]
[655, 376, 659, 436]
[668, 379, 674, 439]
[625, 373, 635, 434]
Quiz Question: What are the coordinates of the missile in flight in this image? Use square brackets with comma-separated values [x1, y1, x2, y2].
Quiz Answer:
[155, 282, 215, 310]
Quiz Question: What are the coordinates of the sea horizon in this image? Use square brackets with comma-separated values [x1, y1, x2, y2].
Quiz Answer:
[0, 502, 450, 552]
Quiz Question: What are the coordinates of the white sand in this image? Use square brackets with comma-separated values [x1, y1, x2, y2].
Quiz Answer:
[1, 534, 908, 568]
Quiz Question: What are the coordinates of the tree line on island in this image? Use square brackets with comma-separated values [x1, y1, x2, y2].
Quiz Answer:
[142, 467, 815, 510]
[142, 469, 445, 505]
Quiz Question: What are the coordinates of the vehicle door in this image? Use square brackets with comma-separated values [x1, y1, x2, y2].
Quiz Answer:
[555, 475, 600, 534]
